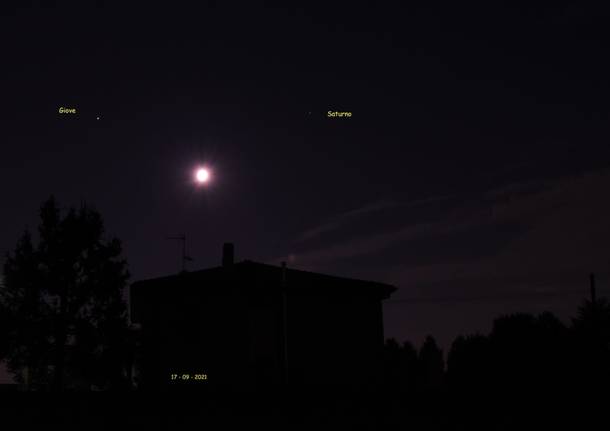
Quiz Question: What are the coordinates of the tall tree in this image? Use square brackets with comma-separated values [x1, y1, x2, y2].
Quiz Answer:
[571, 296, 610, 387]
[418, 335, 444, 391]
[447, 334, 492, 393]
[0, 197, 131, 390]
[0, 230, 53, 386]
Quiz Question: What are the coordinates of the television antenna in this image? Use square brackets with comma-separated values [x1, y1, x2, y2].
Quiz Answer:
[166, 234, 194, 272]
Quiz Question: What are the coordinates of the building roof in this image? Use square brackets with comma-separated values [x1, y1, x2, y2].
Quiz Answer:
[130, 260, 396, 323]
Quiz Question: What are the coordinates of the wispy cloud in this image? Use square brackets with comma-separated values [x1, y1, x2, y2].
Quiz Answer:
[296, 194, 458, 243]
[290, 216, 482, 268]
[296, 199, 399, 242]
[278, 168, 610, 293]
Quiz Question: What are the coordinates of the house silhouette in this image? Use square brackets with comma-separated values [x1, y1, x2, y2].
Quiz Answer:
[130, 243, 396, 390]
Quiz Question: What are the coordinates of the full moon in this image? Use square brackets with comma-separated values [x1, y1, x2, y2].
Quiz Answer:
[195, 167, 210, 184]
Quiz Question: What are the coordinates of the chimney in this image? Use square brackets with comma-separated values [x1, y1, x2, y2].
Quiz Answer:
[222, 243, 234, 267]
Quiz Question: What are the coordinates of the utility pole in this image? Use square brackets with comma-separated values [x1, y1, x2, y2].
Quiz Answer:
[281, 261, 289, 386]
[590, 272, 598, 338]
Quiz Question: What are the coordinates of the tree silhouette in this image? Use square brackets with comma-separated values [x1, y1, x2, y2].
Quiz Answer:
[571, 296, 610, 388]
[0, 197, 131, 391]
[0, 230, 53, 387]
[383, 338, 403, 391]
[383, 338, 419, 393]
[483, 312, 569, 398]
[401, 340, 419, 391]
[446, 334, 491, 393]
[572, 297, 610, 343]
[489, 313, 538, 391]
[418, 335, 444, 392]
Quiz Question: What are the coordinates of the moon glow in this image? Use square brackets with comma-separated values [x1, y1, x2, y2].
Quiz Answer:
[195, 167, 210, 184]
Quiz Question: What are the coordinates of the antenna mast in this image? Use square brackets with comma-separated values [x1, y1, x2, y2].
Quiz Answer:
[167, 234, 192, 272]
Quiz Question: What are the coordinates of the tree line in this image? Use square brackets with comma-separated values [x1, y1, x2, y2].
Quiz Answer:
[383, 299, 610, 399]
[0, 197, 132, 390]
[2, 197, 609, 396]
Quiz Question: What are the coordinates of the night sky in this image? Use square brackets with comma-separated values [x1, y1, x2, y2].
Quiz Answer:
[2, 1, 610, 382]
